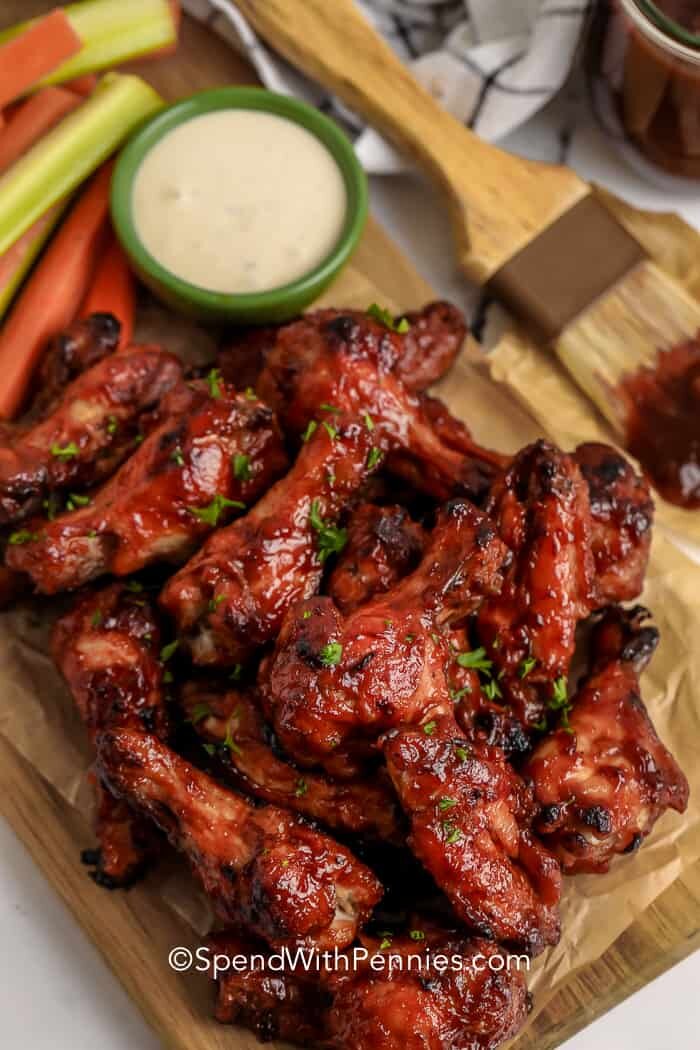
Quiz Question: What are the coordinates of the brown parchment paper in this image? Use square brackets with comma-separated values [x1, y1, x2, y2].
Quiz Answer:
[1, 242, 699, 1033]
[489, 186, 700, 557]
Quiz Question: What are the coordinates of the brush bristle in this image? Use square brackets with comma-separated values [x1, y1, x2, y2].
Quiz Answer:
[555, 260, 700, 435]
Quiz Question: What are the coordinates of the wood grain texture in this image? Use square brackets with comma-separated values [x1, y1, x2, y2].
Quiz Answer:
[234, 0, 588, 284]
[0, 6, 699, 1050]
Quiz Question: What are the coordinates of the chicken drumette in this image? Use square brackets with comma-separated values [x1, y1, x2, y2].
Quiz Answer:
[256, 307, 502, 501]
[382, 717, 561, 955]
[160, 419, 379, 667]
[574, 442, 653, 606]
[326, 503, 425, 615]
[8, 380, 287, 593]
[523, 605, 689, 874]
[261, 500, 509, 777]
[209, 924, 530, 1050]
[97, 728, 382, 949]
[180, 684, 402, 842]
[0, 338, 182, 525]
[52, 583, 170, 886]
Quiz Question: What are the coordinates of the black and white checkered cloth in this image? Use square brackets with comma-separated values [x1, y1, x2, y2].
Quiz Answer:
[181, 0, 591, 172]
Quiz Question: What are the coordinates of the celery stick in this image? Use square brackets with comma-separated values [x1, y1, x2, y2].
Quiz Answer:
[0, 202, 68, 320]
[0, 0, 177, 86]
[0, 73, 163, 256]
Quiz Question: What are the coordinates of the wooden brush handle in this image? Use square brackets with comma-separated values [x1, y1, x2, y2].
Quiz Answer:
[236, 0, 588, 284]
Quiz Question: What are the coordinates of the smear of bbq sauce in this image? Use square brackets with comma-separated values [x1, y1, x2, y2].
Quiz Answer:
[619, 337, 700, 509]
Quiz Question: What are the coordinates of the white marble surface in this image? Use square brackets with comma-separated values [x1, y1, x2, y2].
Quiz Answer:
[2, 86, 700, 1049]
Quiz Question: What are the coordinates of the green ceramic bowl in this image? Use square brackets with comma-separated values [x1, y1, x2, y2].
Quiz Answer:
[110, 87, 368, 323]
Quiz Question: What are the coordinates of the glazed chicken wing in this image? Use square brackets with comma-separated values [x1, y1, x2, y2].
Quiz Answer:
[523, 606, 689, 874]
[8, 381, 287, 594]
[52, 583, 170, 886]
[209, 925, 530, 1050]
[97, 728, 382, 949]
[0, 340, 182, 524]
[382, 717, 561, 955]
[574, 442, 653, 606]
[261, 500, 509, 777]
[257, 308, 500, 501]
[180, 684, 402, 842]
[160, 419, 378, 667]
[30, 313, 122, 418]
[475, 440, 596, 741]
[219, 300, 467, 397]
[326, 503, 425, 614]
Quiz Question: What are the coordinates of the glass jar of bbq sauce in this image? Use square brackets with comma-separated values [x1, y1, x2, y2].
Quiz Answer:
[587, 0, 700, 186]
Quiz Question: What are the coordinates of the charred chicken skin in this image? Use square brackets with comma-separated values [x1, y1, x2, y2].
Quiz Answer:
[523, 606, 689, 874]
[180, 683, 402, 842]
[256, 308, 500, 501]
[0, 341, 182, 525]
[51, 583, 169, 886]
[209, 925, 530, 1050]
[574, 442, 654, 606]
[261, 500, 510, 777]
[97, 727, 382, 949]
[327, 503, 425, 615]
[8, 381, 287, 594]
[160, 419, 379, 667]
[29, 313, 122, 419]
[474, 440, 596, 743]
[382, 717, 561, 956]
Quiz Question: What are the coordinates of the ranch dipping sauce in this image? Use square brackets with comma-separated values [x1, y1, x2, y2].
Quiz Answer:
[131, 109, 347, 294]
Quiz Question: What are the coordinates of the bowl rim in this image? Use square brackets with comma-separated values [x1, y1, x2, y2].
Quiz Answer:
[110, 86, 368, 314]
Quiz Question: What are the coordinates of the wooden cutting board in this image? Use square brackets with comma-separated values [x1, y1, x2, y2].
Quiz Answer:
[1, 5, 700, 1050]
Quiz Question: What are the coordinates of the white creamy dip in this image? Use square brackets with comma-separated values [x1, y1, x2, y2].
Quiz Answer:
[132, 109, 347, 294]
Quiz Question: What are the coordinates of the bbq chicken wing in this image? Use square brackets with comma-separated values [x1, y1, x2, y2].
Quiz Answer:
[524, 606, 689, 874]
[575, 442, 654, 606]
[220, 301, 466, 397]
[326, 503, 425, 614]
[97, 728, 381, 949]
[209, 925, 530, 1050]
[8, 381, 287, 594]
[160, 419, 379, 667]
[52, 583, 170, 886]
[475, 440, 596, 741]
[261, 500, 509, 777]
[30, 313, 122, 418]
[0, 341, 182, 524]
[257, 307, 500, 501]
[180, 683, 402, 842]
[382, 717, 561, 955]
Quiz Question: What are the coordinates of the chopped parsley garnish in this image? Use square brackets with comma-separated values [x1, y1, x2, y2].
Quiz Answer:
[223, 720, 242, 756]
[409, 929, 425, 941]
[319, 641, 343, 667]
[309, 499, 347, 562]
[518, 656, 537, 679]
[322, 421, 338, 440]
[550, 676, 568, 709]
[42, 494, 61, 521]
[363, 412, 374, 432]
[87, 529, 97, 538]
[483, 677, 502, 701]
[160, 640, 179, 662]
[450, 685, 472, 702]
[320, 403, 340, 413]
[8, 529, 38, 545]
[125, 580, 143, 593]
[171, 447, 185, 466]
[438, 798, 457, 812]
[66, 492, 90, 511]
[106, 416, 118, 435]
[455, 746, 470, 763]
[405, 634, 415, 644]
[379, 936, 392, 950]
[367, 303, 410, 334]
[202, 743, 216, 757]
[302, 609, 312, 620]
[295, 778, 308, 798]
[133, 433, 144, 445]
[207, 367, 222, 398]
[208, 594, 226, 613]
[163, 670, 174, 684]
[190, 708, 211, 735]
[244, 386, 257, 400]
[51, 441, 79, 459]
[456, 647, 492, 672]
[91, 611, 102, 627]
[366, 447, 382, 470]
[423, 720, 437, 736]
[302, 419, 318, 442]
[443, 823, 463, 845]
[233, 453, 251, 481]
[229, 664, 243, 682]
[188, 493, 245, 526]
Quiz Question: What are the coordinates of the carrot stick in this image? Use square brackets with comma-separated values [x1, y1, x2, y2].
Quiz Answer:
[80, 231, 135, 349]
[0, 86, 83, 175]
[64, 74, 98, 97]
[0, 10, 83, 110]
[0, 163, 112, 419]
[0, 202, 65, 319]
